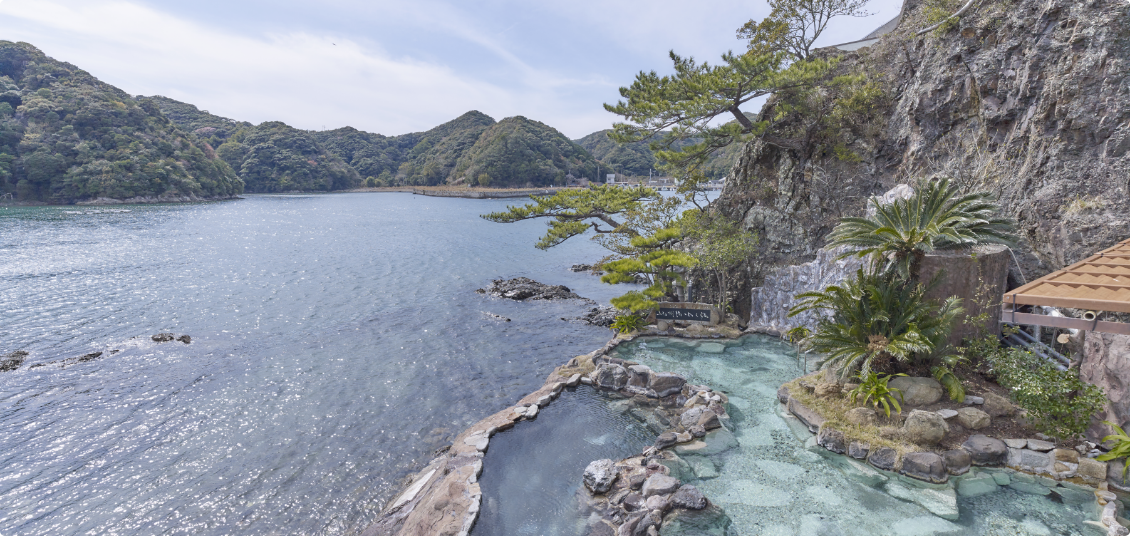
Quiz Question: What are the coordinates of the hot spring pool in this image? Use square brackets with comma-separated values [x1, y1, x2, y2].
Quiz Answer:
[471, 335, 1103, 535]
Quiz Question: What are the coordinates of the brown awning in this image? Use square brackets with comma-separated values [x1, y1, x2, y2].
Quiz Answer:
[1002, 238, 1130, 335]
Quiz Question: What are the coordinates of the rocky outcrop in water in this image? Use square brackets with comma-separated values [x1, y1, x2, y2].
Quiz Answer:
[565, 305, 620, 327]
[0, 350, 27, 372]
[476, 277, 585, 301]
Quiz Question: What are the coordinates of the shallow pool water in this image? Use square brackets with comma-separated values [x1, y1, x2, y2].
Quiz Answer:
[473, 385, 656, 536]
[613, 335, 1102, 536]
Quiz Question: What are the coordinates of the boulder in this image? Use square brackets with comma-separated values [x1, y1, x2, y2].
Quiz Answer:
[845, 407, 878, 426]
[641, 474, 679, 497]
[649, 373, 686, 397]
[817, 426, 847, 454]
[955, 407, 991, 430]
[670, 485, 707, 510]
[593, 364, 629, 391]
[787, 397, 825, 433]
[584, 459, 619, 494]
[848, 441, 870, 460]
[680, 407, 705, 429]
[962, 435, 1008, 466]
[688, 425, 706, 438]
[902, 410, 949, 446]
[654, 432, 678, 450]
[645, 494, 669, 512]
[777, 385, 790, 404]
[1078, 457, 1108, 483]
[627, 365, 655, 390]
[1026, 439, 1054, 452]
[942, 449, 971, 475]
[981, 392, 1016, 417]
[868, 447, 898, 471]
[888, 376, 944, 406]
[697, 410, 721, 431]
[901, 452, 948, 483]
[814, 382, 840, 397]
[1054, 448, 1079, 463]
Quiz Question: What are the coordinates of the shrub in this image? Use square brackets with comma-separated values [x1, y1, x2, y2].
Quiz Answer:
[849, 371, 905, 417]
[1097, 421, 1130, 483]
[984, 345, 1106, 440]
[611, 314, 645, 334]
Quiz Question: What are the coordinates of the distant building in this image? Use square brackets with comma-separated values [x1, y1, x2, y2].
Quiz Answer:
[606, 174, 617, 184]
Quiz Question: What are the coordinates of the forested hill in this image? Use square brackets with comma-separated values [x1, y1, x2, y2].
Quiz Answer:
[0, 42, 243, 203]
[454, 116, 597, 187]
[574, 129, 742, 181]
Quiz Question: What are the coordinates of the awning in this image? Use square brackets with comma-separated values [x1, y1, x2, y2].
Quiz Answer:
[1001, 238, 1130, 336]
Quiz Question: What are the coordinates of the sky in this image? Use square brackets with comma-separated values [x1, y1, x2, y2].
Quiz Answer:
[0, 0, 904, 139]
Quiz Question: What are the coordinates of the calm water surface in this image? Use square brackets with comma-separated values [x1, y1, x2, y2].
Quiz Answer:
[0, 193, 626, 536]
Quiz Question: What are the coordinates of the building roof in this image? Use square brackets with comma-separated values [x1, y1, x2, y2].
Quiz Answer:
[1003, 238, 1130, 314]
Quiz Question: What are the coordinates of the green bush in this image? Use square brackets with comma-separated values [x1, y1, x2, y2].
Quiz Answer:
[1097, 421, 1130, 483]
[611, 314, 645, 334]
[849, 371, 905, 417]
[983, 344, 1106, 440]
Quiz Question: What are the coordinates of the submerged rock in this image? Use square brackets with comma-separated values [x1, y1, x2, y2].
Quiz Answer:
[671, 485, 707, 510]
[478, 277, 584, 301]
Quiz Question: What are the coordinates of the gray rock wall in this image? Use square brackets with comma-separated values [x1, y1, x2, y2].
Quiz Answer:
[1080, 331, 1130, 442]
[748, 246, 864, 335]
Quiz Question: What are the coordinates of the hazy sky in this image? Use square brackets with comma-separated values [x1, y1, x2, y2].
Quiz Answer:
[0, 0, 904, 138]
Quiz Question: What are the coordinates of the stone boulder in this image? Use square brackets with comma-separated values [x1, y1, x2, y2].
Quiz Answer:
[592, 364, 629, 391]
[901, 452, 948, 483]
[641, 474, 679, 497]
[902, 409, 949, 445]
[956, 407, 991, 430]
[943, 449, 971, 475]
[649, 372, 686, 397]
[962, 435, 1008, 466]
[980, 392, 1016, 418]
[868, 447, 898, 471]
[845, 407, 878, 426]
[654, 432, 678, 450]
[848, 441, 870, 460]
[888, 377, 944, 406]
[670, 485, 707, 510]
[583, 459, 619, 494]
[777, 385, 790, 404]
[627, 365, 654, 390]
[817, 426, 847, 454]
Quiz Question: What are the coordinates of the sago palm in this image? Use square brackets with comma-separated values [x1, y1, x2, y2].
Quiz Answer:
[827, 178, 1015, 282]
[788, 269, 963, 380]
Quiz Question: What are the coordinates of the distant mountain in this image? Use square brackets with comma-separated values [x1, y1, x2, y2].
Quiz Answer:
[214, 122, 361, 192]
[311, 126, 419, 185]
[392, 111, 496, 186]
[574, 129, 742, 181]
[0, 42, 242, 203]
[453, 116, 597, 187]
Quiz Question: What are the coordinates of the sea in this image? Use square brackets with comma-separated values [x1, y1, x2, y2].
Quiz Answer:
[0, 192, 631, 536]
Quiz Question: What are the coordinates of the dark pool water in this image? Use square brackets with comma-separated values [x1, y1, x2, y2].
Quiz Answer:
[472, 385, 655, 536]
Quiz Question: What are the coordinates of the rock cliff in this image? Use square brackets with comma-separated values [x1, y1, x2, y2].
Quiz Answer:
[717, 0, 1130, 287]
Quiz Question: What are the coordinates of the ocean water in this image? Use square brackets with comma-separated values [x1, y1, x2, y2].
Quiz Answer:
[0, 193, 628, 536]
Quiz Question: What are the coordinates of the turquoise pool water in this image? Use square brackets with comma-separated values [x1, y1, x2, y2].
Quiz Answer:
[614, 335, 1102, 536]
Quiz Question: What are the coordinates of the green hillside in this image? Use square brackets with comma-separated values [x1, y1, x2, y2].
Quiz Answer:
[215, 122, 361, 192]
[0, 41, 242, 203]
[311, 126, 419, 185]
[452, 116, 597, 187]
[395, 111, 496, 185]
[575, 129, 742, 181]
[146, 95, 251, 148]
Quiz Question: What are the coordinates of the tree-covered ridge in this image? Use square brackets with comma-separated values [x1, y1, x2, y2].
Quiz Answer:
[215, 122, 361, 193]
[0, 41, 242, 202]
[395, 110, 496, 185]
[453, 116, 597, 187]
[574, 129, 740, 181]
[311, 126, 419, 186]
[147, 95, 251, 148]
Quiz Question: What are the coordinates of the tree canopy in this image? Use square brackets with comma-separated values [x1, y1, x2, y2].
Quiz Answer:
[737, 0, 872, 62]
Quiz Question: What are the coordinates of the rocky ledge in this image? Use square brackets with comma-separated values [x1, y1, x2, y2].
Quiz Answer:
[476, 277, 585, 301]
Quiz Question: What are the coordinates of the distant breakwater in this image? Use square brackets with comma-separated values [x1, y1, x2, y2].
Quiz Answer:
[411, 187, 566, 199]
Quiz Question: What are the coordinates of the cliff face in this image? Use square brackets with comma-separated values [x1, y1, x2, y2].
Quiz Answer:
[717, 0, 1130, 286]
